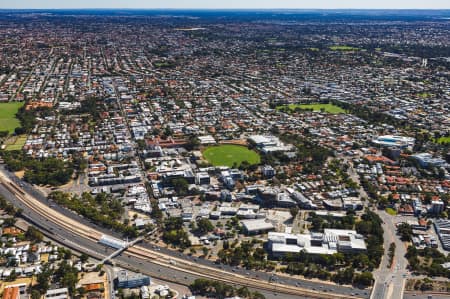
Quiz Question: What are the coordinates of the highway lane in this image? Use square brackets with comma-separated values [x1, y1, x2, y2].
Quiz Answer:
[141, 242, 371, 298]
[0, 166, 123, 238]
[404, 294, 448, 299]
[0, 168, 369, 298]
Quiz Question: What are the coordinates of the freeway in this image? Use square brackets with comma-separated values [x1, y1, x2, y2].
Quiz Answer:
[0, 167, 369, 299]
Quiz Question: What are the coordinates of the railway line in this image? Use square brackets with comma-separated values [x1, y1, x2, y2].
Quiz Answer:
[0, 171, 363, 299]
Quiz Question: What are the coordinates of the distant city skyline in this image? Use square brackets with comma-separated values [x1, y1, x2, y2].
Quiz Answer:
[0, 0, 449, 9]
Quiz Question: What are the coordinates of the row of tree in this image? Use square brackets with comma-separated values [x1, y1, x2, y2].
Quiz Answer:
[32, 261, 80, 299]
[308, 211, 356, 232]
[217, 239, 275, 271]
[2, 151, 74, 186]
[49, 191, 138, 238]
[162, 217, 191, 249]
[406, 246, 450, 278]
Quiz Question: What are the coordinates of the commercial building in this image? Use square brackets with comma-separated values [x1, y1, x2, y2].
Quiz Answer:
[262, 165, 276, 178]
[195, 172, 211, 185]
[116, 270, 151, 289]
[411, 153, 447, 168]
[268, 229, 366, 257]
[371, 135, 415, 149]
[45, 288, 69, 299]
[248, 135, 293, 153]
[241, 219, 275, 235]
[430, 199, 444, 215]
[434, 219, 450, 250]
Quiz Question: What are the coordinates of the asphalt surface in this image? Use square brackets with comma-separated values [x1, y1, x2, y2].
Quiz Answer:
[0, 167, 370, 299]
[403, 294, 448, 299]
[371, 211, 409, 299]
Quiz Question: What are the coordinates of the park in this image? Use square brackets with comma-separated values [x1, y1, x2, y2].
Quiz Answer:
[203, 144, 260, 167]
[0, 102, 23, 134]
[277, 103, 346, 114]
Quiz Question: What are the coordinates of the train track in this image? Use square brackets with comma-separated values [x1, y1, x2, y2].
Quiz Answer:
[0, 172, 361, 299]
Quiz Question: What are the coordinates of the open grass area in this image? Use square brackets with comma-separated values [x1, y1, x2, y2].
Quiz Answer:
[4, 135, 27, 151]
[277, 103, 346, 114]
[385, 207, 398, 216]
[329, 45, 360, 51]
[434, 136, 450, 144]
[418, 92, 432, 98]
[0, 102, 23, 134]
[203, 144, 260, 167]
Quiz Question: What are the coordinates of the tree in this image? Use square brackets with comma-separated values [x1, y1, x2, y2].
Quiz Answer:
[77, 287, 87, 297]
[202, 247, 209, 257]
[79, 253, 89, 263]
[4, 217, 16, 227]
[36, 264, 52, 293]
[197, 218, 214, 234]
[163, 126, 173, 138]
[237, 286, 251, 298]
[54, 261, 79, 294]
[252, 291, 266, 299]
[185, 135, 200, 151]
[172, 178, 189, 196]
[30, 290, 41, 299]
[23, 158, 74, 186]
[25, 226, 43, 243]
[163, 217, 191, 249]
[290, 206, 299, 218]
[353, 271, 374, 287]
[397, 223, 413, 241]
[14, 127, 26, 135]
[333, 266, 354, 284]
[61, 271, 78, 294]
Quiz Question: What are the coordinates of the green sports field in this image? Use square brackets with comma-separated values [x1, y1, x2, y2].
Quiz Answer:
[434, 136, 450, 144]
[385, 207, 397, 216]
[329, 45, 360, 51]
[277, 103, 346, 114]
[203, 144, 260, 167]
[0, 102, 23, 134]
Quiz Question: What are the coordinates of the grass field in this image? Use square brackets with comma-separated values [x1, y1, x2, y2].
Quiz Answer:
[203, 144, 260, 167]
[329, 45, 360, 51]
[0, 102, 23, 134]
[434, 136, 450, 144]
[385, 207, 398, 216]
[277, 103, 346, 114]
[4, 135, 27, 151]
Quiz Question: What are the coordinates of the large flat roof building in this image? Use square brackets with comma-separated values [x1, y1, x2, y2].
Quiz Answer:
[248, 135, 293, 153]
[372, 135, 415, 149]
[241, 219, 275, 235]
[268, 229, 366, 257]
[116, 270, 151, 289]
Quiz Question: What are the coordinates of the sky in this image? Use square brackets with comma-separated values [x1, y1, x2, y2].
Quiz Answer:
[0, 0, 449, 9]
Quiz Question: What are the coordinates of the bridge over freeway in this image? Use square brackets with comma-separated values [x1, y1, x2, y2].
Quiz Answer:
[99, 229, 156, 264]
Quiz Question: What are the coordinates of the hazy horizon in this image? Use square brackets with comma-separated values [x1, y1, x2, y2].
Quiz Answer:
[1, 0, 449, 10]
